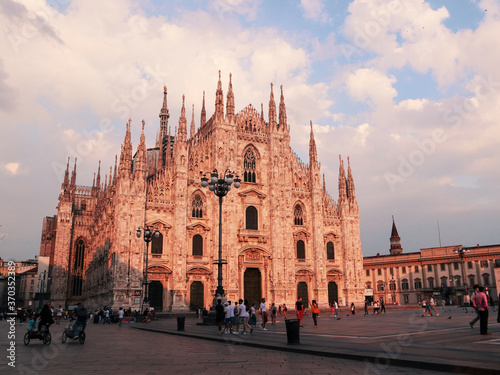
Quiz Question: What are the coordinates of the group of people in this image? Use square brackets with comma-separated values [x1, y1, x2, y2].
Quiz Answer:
[421, 296, 440, 317]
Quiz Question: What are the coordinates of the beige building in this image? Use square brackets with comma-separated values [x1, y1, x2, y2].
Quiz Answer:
[40, 73, 364, 312]
[364, 219, 500, 306]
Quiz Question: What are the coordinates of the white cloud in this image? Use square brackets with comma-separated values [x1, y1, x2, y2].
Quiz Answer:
[4, 162, 26, 175]
[345, 68, 397, 107]
[300, 0, 330, 23]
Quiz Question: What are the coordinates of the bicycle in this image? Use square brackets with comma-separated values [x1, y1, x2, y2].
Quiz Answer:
[61, 320, 86, 344]
[24, 324, 51, 346]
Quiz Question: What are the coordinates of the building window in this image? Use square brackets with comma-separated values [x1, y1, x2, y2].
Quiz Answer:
[440, 277, 448, 287]
[402, 266, 406, 274]
[480, 260, 488, 268]
[469, 275, 475, 286]
[72, 238, 85, 297]
[467, 261, 473, 269]
[326, 242, 334, 260]
[294, 205, 304, 225]
[377, 283, 384, 291]
[366, 269, 370, 277]
[151, 232, 163, 255]
[389, 282, 396, 291]
[192, 194, 203, 218]
[455, 277, 461, 287]
[428, 278, 434, 288]
[440, 263, 446, 271]
[390, 267, 394, 275]
[415, 266, 419, 273]
[401, 280, 409, 290]
[245, 206, 258, 230]
[453, 262, 459, 270]
[192, 234, 203, 256]
[243, 149, 256, 183]
[483, 274, 490, 285]
[427, 264, 432, 272]
[296, 240, 305, 259]
[30, 280, 34, 285]
[403, 295, 409, 304]
[414, 279, 422, 289]
[377, 269, 382, 276]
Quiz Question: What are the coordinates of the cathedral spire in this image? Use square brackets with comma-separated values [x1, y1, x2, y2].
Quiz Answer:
[159, 85, 170, 141]
[200, 91, 206, 126]
[70, 158, 77, 187]
[338, 155, 346, 200]
[215, 70, 224, 120]
[113, 155, 117, 183]
[390, 216, 403, 255]
[134, 120, 147, 176]
[63, 157, 70, 187]
[190, 104, 196, 140]
[226, 73, 235, 122]
[119, 119, 133, 177]
[178, 95, 187, 142]
[347, 156, 355, 199]
[323, 173, 326, 192]
[309, 121, 317, 165]
[96, 160, 101, 189]
[279, 85, 287, 131]
[268, 83, 277, 130]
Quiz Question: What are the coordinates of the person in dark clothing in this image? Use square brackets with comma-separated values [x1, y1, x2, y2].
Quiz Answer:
[215, 299, 225, 334]
[38, 304, 54, 332]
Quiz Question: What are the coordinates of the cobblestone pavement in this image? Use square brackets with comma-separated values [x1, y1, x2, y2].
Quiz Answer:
[1, 307, 499, 375]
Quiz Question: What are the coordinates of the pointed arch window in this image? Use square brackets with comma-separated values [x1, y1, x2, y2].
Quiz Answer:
[193, 234, 203, 256]
[297, 240, 305, 259]
[294, 205, 304, 225]
[72, 238, 85, 296]
[246, 206, 258, 230]
[192, 194, 203, 218]
[326, 241, 334, 260]
[244, 149, 256, 183]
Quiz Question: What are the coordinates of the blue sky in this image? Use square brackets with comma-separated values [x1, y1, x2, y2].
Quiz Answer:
[1, 0, 499, 261]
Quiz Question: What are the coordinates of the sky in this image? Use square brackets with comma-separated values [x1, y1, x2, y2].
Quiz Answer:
[1, 0, 499, 261]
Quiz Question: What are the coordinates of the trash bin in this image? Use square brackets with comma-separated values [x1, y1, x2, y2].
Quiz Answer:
[177, 316, 185, 331]
[284, 319, 300, 344]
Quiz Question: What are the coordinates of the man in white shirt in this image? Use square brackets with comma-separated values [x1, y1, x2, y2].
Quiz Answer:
[118, 307, 125, 326]
[259, 298, 268, 330]
[235, 299, 249, 334]
[224, 301, 235, 333]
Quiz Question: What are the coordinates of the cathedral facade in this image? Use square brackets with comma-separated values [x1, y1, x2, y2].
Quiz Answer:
[40, 72, 364, 312]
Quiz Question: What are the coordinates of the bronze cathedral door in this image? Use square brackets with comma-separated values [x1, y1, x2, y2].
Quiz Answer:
[244, 268, 261, 307]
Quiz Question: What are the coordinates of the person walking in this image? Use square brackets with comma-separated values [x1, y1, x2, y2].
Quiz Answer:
[469, 284, 480, 328]
[428, 296, 439, 316]
[118, 307, 124, 326]
[473, 286, 490, 335]
[295, 297, 304, 327]
[215, 299, 224, 334]
[334, 301, 339, 317]
[380, 300, 386, 314]
[249, 303, 257, 328]
[331, 303, 336, 317]
[283, 303, 288, 319]
[311, 300, 319, 327]
[421, 298, 428, 317]
[350, 303, 356, 315]
[270, 303, 277, 325]
[364, 300, 369, 316]
[259, 298, 268, 330]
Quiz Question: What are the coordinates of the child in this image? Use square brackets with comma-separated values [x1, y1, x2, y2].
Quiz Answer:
[28, 313, 37, 331]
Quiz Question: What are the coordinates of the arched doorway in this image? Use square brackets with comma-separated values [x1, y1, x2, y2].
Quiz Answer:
[244, 268, 261, 307]
[190, 281, 204, 311]
[328, 282, 338, 304]
[297, 282, 309, 304]
[149, 281, 163, 312]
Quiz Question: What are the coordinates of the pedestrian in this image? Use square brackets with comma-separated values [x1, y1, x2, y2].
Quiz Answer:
[249, 303, 257, 327]
[283, 303, 288, 319]
[215, 299, 225, 334]
[118, 307, 124, 326]
[469, 284, 480, 328]
[311, 300, 319, 327]
[259, 298, 268, 330]
[235, 299, 250, 335]
[421, 298, 428, 317]
[224, 301, 234, 333]
[56, 305, 63, 324]
[373, 301, 379, 314]
[473, 286, 490, 335]
[334, 301, 338, 317]
[364, 300, 368, 316]
[350, 303, 356, 315]
[441, 299, 445, 311]
[142, 308, 150, 323]
[380, 300, 386, 314]
[428, 296, 439, 316]
[295, 297, 304, 327]
[331, 303, 336, 317]
[233, 301, 239, 328]
[270, 303, 277, 325]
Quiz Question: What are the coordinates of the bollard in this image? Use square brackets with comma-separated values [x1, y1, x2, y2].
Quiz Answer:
[177, 316, 185, 331]
[284, 319, 300, 344]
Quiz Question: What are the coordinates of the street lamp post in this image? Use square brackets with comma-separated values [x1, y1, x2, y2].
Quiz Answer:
[137, 226, 160, 310]
[454, 246, 470, 305]
[200, 168, 240, 306]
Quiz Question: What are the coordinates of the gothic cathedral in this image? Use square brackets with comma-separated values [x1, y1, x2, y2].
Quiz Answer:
[40, 72, 365, 312]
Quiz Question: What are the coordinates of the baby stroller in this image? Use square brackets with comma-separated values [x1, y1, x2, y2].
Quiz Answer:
[24, 324, 51, 346]
[61, 319, 86, 344]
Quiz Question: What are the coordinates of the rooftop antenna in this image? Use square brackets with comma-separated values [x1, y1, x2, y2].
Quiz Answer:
[437, 220, 442, 247]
